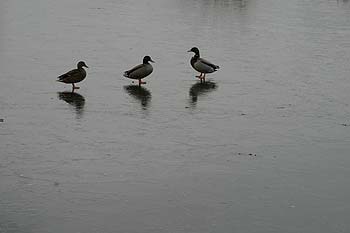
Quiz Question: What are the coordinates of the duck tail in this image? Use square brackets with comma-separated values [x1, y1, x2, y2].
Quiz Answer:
[57, 73, 67, 82]
[123, 71, 129, 78]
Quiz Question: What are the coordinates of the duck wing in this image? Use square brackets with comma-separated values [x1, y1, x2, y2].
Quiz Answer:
[124, 64, 143, 77]
[199, 58, 219, 70]
[57, 69, 79, 82]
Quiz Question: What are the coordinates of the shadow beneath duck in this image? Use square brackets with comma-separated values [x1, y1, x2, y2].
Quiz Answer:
[57, 91, 85, 118]
[124, 85, 152, 109]
[189, 81, 218, 107]
[232, 0, 249, 9]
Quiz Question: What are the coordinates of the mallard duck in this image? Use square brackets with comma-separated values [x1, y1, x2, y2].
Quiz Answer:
[123, 56, 154, 86]
[187, 47, 219, 82]
[57, 61, 88, 90]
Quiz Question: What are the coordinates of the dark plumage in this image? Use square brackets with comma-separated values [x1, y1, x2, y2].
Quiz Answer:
[57, 61, 88, 90]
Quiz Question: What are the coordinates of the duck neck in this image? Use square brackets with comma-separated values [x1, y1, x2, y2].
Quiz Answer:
[192, 52, 200, 62]
[194, 52, 200, 59]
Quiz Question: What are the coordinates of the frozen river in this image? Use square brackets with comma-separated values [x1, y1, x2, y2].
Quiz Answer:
[1, 0, 350, 232]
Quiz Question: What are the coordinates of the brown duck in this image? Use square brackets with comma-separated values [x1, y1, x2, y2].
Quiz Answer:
[57, 61, 88, 90]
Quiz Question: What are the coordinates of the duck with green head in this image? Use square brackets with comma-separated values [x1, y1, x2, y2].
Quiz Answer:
[188, 47, 219, 83]
[123, 56, 154, 86]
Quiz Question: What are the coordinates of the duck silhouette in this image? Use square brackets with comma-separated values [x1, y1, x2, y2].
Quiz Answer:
[57, 61, 88, 90]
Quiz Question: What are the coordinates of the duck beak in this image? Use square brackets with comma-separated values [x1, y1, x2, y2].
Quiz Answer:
[85, 65, 89, 68]
[150, 59, 155, 63]
[187, 50, 191, 52]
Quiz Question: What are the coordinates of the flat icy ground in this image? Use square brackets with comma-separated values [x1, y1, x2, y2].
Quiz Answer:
[1, 0, 350, 232]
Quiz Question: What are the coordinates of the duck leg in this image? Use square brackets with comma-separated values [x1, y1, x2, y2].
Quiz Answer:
[196, 73, 205, 83]
[72, 83, 80, 90]
[138, 79, 146, 86]
[202, 74, 206, 83]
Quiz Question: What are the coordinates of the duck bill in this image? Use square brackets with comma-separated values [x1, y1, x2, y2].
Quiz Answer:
[187, 50, 191, 52]
[150, 59, 155, 63]
[84, 65, 89, 68]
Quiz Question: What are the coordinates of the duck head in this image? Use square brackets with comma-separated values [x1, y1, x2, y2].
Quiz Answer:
[187, 47, 200, 56]
[77, 61, 89, 69]
[143, 56, 155, 64]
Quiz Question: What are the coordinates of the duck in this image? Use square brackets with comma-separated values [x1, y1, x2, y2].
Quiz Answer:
[123, 56, 154, 86]
[187, 47, 219, 83]
[57, 61, 88, 90]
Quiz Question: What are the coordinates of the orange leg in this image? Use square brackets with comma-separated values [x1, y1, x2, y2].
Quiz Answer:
[196, 73, 203, 79]
[138, 79, 146, 86]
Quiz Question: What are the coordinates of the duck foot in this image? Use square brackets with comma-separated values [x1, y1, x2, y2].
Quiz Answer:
[197, 76, 206, 83]
[72, 84, 80, 90]
[71, 87, 80, 92]
[132, 81, 146, 85]
[138, 80, 146, 86]
[201, 74, 206, 83]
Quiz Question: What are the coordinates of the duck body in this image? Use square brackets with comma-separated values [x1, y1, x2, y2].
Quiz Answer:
[190, 56, 219, 74]
[124, 56, 154, 86]
[123, 63, 153, 80]
[57, 61, 88, 90]
[188, 47, 219, 82]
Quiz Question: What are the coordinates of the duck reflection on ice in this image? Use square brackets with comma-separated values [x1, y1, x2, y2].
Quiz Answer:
[199, 0, 249, 10]
[124, 85, 151, 109]
[57, 91, 85, 118]
[189, 81, 217, 107]
[233, 0, 249, 8]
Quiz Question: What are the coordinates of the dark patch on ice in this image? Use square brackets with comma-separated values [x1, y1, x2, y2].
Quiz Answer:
[236, 152, 257, 157]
